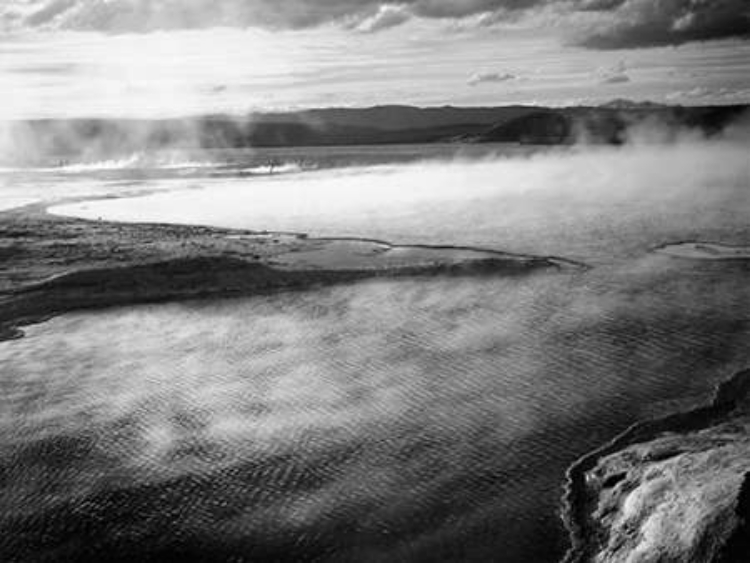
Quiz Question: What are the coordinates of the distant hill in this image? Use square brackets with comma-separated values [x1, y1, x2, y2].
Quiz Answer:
[2, 102, 747, 162]
[251, 105, 536, 131]
[473, 104, 748, 145]
[598, 99, 669, 110]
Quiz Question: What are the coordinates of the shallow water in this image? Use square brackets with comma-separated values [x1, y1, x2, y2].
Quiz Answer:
[2, 142, 750, 562]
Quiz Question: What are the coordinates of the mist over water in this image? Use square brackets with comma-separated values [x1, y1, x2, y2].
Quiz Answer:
[52, 139, 750, 261]
[3, 262, 750, 561]
[0, 143, 525, 211]
[2, 137, 750, 561]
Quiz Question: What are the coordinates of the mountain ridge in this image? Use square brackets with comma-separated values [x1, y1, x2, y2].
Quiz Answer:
[2, 102, 747, 162]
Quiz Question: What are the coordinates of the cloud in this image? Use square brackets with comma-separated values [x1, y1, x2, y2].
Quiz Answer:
[0, 0, 538, 33]
[467, 71, 517, 86]
[599, 73, 630, 84]
[0, 0, 372, 32]
[356, 4, 410, 32]
[6, 63, 79, 75]
[576, 0, 750, 49]
[1, 0, 748, 52]
[595, 60, 631, 84]
[665, 85, 750, 103]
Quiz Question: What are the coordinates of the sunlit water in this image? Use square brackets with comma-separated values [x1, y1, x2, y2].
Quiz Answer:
[0, 143, 532, 211]
[1, 142, 750, 562]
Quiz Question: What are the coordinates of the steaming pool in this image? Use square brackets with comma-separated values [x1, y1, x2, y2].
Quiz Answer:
[2, 142, 750, 562]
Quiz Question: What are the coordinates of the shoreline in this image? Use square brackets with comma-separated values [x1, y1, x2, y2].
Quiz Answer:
[0, 203, 583, 342]
[3, 200, 748, 561]
[654, 241, 750, 261]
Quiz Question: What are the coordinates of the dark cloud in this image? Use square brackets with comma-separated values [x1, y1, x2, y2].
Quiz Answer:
[408, 0, 542, 19]
[24, 0, 77, 26]
[577, 0, 750, 49]
[1, 0, 748, 50]
[356, 5, 411, 32]
[2, 0, 366, 32]
[1, 0, 541, 33]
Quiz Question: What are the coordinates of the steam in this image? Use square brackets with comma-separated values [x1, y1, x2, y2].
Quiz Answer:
[2, 104, 747, 167]
[50, 115, 750, 262]
[621, 108, 750, 145]
[0, 117, 214, 166]
[3, 255, 750, 559]
[3, 110, 750, 560]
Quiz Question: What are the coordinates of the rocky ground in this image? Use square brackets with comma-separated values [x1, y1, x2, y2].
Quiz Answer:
[563, 369, 750, 563]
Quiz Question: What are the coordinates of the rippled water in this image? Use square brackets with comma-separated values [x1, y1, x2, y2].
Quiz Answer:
[2, 141, 750, 562]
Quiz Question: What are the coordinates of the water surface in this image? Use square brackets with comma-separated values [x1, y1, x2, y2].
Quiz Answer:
[2, 141, 750, 562]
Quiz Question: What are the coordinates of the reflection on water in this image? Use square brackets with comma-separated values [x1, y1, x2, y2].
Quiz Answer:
[2, 259, 750, 562]
[0, 143, 532, 211]
[2, 141, 750, 561]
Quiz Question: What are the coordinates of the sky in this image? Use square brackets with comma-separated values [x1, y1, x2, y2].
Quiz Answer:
[1, 0, 749, 118]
